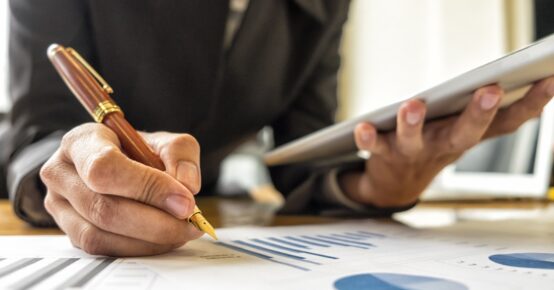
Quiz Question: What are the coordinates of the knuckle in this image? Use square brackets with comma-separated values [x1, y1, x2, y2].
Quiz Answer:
[39, 151, 64, 184]
[43, 193, 57, 215]
[83, 147, 120, 192]
[62, 123, 98, 148]
[60, 128, 79, 151]
[446, 138, 472, 153]
[39, 161, 55, 184]
[88, 194, 116, 228]
[169, 134, 200, 154]
[139, 170, 162, 204]
[397, 148, 420, 161]
[77, 224, 104, 255]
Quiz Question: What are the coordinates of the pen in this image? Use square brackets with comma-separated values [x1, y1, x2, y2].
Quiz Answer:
[47, 44, 217, 240]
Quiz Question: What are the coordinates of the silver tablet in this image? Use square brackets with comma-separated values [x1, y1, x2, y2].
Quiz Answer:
[265, 34, 554, 166]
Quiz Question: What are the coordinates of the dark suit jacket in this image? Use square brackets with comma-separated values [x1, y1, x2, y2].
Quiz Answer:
[3, 0, 411, 226]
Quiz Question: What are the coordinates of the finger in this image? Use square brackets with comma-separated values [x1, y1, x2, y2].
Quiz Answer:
[353, 123, 389, 155]
[440, 85, 503, 152]
[396, 99, 426, 157]
[485, 76, 554, 138]
[41, 159, 203, 243]
[44, 192, 182, 257]
[141, 132, 201, 194]
[59, 124, 195, 218]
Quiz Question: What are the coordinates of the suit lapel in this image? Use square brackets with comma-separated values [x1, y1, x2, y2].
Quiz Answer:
[292, 0, 327, 23]
[151, 1, 229, 130]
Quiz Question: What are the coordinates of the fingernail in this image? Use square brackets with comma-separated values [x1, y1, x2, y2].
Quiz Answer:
[360, 129, 373, 145]
[164, 194, 191, 219]
[406, 111, 422, 126]
[177, 161, 199, 188]
[480, 93, 500, 110]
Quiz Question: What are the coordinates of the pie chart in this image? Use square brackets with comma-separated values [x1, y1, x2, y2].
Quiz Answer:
[489, 253, 554, 269]
[334, 273, 468, 290]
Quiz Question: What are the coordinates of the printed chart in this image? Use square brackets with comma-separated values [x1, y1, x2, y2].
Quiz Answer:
[0, 257, 169, 289]
[216, 230, 383, 271]
[2, 219, 554, 289]
[334, 273, 468, 290]
[489, 253, 554, 269]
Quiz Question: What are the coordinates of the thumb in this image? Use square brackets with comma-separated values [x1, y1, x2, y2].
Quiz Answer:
[140, 132, 202, 194]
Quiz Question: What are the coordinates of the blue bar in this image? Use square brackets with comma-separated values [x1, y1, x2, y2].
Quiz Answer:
[216, 242, 310, 271]
[252, 239, 338, 260]
[319, 235, 375, 247]
[285, 236, 330, 248]
[216, 242, 272, 259]
[357, 230, 386, 238]
[268, 237, 310, 249]
[234, 241, 320, 265]
[343, 232, 372, 239]
[331, 233, 365, 241]
[302, 236, 369, 249]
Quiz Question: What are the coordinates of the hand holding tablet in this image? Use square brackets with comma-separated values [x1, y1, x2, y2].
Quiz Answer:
[265, 34, 554, 166]
[265, 34, 554, 208]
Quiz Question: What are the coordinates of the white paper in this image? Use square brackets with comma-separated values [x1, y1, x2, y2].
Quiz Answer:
[136, 219, 554, 290]
[1, 219, 554, 290]
[0, 237, 172, 289]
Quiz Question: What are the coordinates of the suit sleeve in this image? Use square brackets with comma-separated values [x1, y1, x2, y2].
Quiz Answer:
[0, 0, 92, 226]
[269, 11, 415, 217]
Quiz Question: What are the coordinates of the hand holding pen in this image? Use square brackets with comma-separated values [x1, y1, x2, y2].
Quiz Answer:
[39, 44, 216, 257]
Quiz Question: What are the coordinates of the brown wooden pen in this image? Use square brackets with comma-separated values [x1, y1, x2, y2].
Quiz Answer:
[47, 44, 216, 240]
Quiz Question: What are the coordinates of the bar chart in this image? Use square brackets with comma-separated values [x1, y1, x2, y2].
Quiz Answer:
[0, 257, 167, 289]
[2, 219, 554, 290]
[216, 230, 384, 271]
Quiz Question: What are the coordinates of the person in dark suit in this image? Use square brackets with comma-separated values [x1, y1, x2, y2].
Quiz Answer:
[2, 0, 553, 256]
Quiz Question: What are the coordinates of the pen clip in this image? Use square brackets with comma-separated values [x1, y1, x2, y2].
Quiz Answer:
[66, 47, 114, 94]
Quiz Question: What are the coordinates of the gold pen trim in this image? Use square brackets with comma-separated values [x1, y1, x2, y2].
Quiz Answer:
[188, 207, 217, 240]
[66, 47, 114, 94]
[93, 101, 123, 123]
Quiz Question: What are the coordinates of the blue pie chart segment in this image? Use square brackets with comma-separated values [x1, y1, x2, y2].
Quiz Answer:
[489, 253, 554, 269]
[334, 273, 468, 290]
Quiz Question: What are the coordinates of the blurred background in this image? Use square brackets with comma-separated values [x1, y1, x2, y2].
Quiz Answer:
[0, 0, 551, 199]
[0, 0, 539, 124]
[338, 0, 532, 119]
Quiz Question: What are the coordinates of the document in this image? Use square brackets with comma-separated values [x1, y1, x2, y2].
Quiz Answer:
[0, 237, 172, 289]
[1, 219, 553, 289]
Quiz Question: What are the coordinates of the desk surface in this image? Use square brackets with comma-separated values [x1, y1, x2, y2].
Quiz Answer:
[2, 197, 554, 236]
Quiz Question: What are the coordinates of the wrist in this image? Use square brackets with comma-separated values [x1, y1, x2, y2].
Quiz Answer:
[337, 169, 419, 208]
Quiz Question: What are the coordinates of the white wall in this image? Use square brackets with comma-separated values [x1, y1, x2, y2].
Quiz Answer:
[340, 0, 508, 118]
[0, 0, 8, 111]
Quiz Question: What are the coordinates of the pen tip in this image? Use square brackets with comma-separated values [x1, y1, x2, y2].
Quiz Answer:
[206, 230, 218, 240]
[189, 212, 218, 240]
[200, 221, 218, 240]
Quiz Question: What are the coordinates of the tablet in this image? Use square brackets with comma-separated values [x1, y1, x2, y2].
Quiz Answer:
[264, 34, 554, 166]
